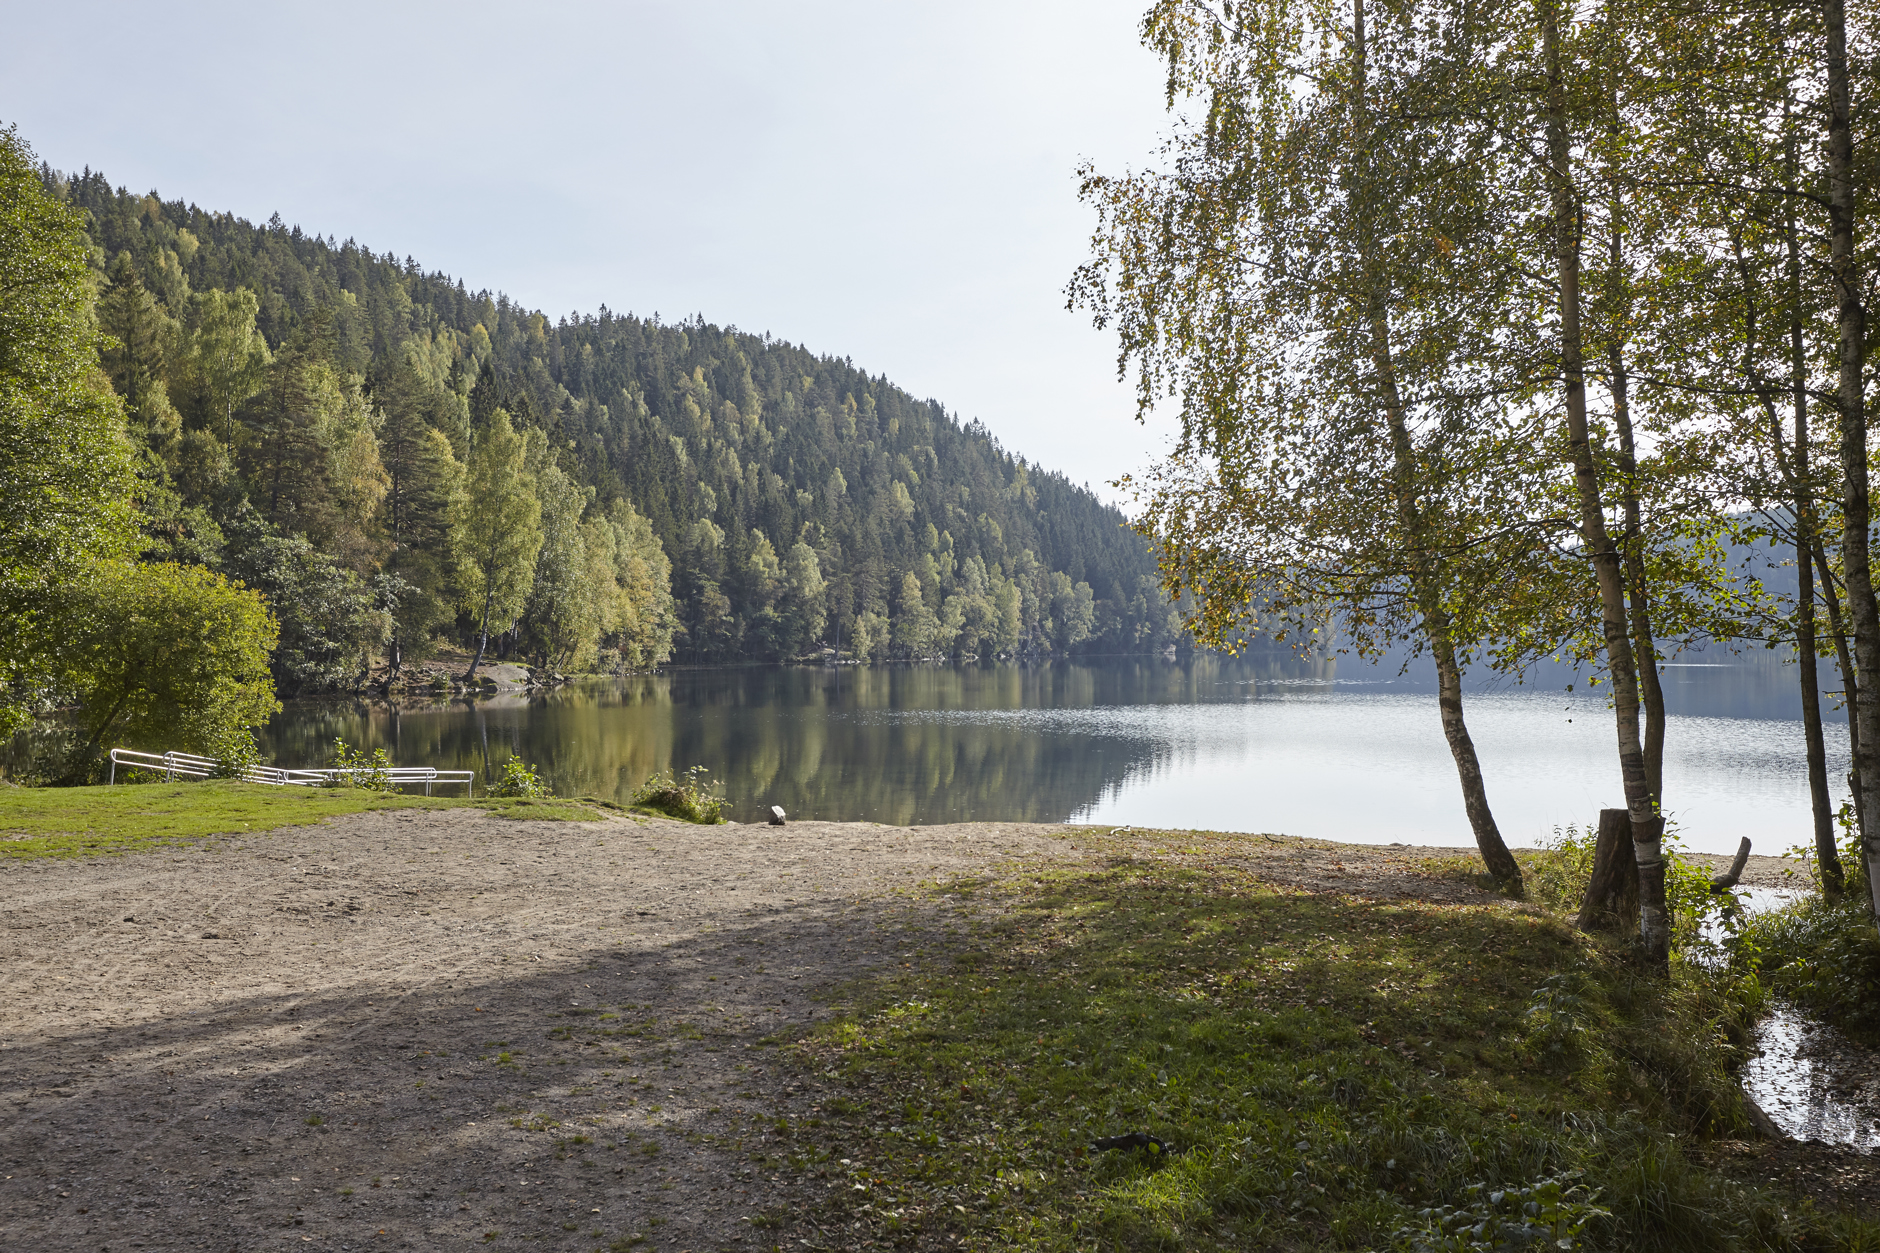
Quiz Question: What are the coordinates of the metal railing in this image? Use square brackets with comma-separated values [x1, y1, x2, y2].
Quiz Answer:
[107, 748, 474, 797]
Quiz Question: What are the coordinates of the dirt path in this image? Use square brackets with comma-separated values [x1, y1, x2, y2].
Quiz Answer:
[0, 814, 1820, 1253]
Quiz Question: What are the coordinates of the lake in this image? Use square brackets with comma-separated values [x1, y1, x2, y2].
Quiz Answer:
[258, 650, 1844, 858]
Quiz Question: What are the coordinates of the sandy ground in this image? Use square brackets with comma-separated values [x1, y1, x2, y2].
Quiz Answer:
[0, 813, 1841, 1253]
[0, 811, 1088, 1253]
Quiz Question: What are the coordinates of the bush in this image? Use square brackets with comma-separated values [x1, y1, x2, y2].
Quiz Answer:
[54, 559, 280, 781]
[629, 765, 724, 824]
[488, 757, 547, 799]
[1522, 822, 1600, 913]
[1727, 804, 1880, 1037]
[206, 728, 262, 779]
[326, 737, 392, 792]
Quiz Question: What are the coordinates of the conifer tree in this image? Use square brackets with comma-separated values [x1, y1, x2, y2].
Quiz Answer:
[96, 251, 180, 455]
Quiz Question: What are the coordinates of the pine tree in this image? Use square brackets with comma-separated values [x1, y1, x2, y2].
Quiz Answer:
[96, 251, 180, 455]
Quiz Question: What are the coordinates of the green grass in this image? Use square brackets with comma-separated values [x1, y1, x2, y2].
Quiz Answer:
[0, 781, 606, 859]
[776, 837, 1877, 1251]
[1737, 892, 1880, 1039]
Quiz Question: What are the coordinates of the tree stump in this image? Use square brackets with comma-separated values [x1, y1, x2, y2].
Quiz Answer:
[1576, 808, 1640, 934]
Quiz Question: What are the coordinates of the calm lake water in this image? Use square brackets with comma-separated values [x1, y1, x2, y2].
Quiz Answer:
[259, 651, 1844, 858]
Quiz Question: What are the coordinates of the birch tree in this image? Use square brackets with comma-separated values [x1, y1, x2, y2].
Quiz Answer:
[187, 287, 270, 452]
[1075, 0, 1563, 893]
[1818, 0, 1880, 920]
[453, 408, 541, 680]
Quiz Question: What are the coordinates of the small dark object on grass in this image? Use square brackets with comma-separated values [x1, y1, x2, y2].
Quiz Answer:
[1091, 1132, 1173, 1155]
[768, 805, 787, 826]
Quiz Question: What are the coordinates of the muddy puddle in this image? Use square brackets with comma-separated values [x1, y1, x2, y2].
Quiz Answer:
[1726, 887, 1880, 1150]
[1742, 1007, 1880, 1148]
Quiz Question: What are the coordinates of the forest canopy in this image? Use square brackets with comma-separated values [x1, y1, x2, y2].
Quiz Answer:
[1, 126, 278, 776]
[43, 161, 1181, 698]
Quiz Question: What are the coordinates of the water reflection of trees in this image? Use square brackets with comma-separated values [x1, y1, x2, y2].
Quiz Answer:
[256, 656, 1335, 823]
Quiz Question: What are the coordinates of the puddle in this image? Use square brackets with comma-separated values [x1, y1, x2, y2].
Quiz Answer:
[1725, 888, 1880, 1150]
[1742, 1007, 1880, 1148]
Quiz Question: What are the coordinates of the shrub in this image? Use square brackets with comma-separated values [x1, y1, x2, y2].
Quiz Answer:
[629, 765, 724, 824]
[54, 559, 280, 781]
[327, 736, 392, 791]
[1727, 804, 1880, 1037]
[1521, 820, 1736, 958]
[207, 728, 262, 779]
[488, 757, 547, 799]
[1522, 822, 1600, 913]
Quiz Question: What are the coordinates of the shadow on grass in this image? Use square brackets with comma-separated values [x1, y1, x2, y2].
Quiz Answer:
[782, 858, 1880, 1252]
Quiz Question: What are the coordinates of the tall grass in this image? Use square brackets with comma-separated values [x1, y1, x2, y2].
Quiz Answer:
[1720, 808, 1880, 1039]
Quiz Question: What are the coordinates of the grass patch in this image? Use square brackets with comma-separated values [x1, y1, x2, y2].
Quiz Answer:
[781, 841, 1873, 1251]
[0, 780, 617, 858]
[0, 781, 467, 859]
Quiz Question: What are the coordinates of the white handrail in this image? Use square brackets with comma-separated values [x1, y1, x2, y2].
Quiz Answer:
[108, 748, 475, 797]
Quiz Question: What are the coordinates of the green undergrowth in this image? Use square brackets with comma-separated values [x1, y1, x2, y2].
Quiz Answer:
[779, 844, 1876, 1251]
[1517, 822, 1750, 954]
[627, 765, 726, 824]
[1734, 860, 1880, 1039]
[1731, 820, 1880, 1040]
[0, 781, 613, 858]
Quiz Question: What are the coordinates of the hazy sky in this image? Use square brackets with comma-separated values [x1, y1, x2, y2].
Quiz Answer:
[3, 1, 1177, 499]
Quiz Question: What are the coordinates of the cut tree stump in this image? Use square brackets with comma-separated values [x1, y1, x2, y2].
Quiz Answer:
[1576, 808, 1640, 934]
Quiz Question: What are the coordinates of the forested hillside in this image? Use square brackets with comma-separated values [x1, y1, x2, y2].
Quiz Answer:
[49, 167, 1178, 694]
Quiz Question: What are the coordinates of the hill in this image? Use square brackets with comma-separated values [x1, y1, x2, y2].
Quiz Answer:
[49, 167, 1179, 692]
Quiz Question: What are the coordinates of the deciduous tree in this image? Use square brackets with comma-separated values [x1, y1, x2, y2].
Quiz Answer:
[1075, 0, 1553, 891]
[186, 287, 270, 451]
[0, 125, 136, 738]
[453, 408, 542, 679]
[58, 560, 279, 777]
